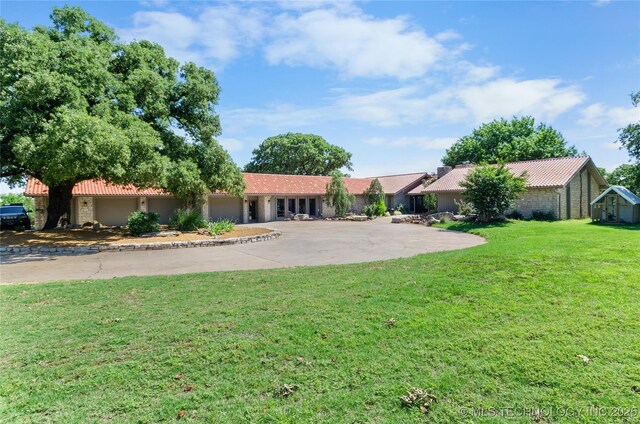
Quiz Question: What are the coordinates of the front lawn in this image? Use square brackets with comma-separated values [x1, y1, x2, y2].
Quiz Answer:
[1, 220, 638, 422]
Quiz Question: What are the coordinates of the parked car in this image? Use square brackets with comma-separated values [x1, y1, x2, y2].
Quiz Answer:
[0, 203, 32, 230]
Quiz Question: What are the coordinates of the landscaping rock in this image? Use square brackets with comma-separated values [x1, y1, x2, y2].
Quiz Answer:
[453, 215, 466, 221]
[391, 216, 409, 223]
[293, 214, 309, 221]
[92, 222, 101, 231]
[348, 215, 368, 221]
[139, 231, 181, 238]
[429, 212, 455, 221]
[425, 216, 440, 226]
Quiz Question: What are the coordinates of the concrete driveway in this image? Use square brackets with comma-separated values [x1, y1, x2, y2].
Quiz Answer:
[0, 217, 484, 284]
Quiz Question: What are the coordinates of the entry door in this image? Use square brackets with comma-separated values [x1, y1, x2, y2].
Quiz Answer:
[276, 198, 285, 218]
[248, 200, 257, 222]
[288, 199, 296, 216]
[298, 198, 307, 214]
[309, 198, 317, 216]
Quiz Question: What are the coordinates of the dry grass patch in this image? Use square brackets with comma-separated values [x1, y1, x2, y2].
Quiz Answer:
[0, 227, 272, 247]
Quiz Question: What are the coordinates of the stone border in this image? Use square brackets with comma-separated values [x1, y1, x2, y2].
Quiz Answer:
[0, 230, 281, 255]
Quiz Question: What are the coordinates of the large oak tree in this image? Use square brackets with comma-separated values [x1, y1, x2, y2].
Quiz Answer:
[0, 7, 244, 229]
[245, 133, 353, 175]
[442, 116, 578, 166]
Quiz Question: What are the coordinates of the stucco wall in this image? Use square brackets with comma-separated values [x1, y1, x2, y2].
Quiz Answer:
[437, 193, 463, 213]
[208, 196, 243, 223]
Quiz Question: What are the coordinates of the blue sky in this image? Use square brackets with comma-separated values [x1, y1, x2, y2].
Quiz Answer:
[2, 0, 639, 193]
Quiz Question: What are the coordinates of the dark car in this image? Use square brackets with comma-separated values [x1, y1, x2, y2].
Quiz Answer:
[0, 204, 32, 230]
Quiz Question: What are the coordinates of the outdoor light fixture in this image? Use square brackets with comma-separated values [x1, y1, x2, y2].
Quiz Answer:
[83, 201, 88, 206]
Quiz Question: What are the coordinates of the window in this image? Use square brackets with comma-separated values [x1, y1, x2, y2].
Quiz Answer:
[288, 199, 296, 216]
[298, 198, 306, 214]
[276, 198, 285, 218]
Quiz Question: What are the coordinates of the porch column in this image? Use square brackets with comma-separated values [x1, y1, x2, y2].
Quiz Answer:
[34, 196, 48, 230]
[201, 196, 209, 222]
[242, 197, 249, 224]
[259, 196, 272, 222]
[77, 196, 95, 225]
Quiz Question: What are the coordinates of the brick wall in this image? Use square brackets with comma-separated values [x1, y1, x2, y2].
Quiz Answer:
[509, 188, 559, 219]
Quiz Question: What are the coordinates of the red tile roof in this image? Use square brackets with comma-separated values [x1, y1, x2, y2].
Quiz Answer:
[26, 173, 375, 197]
[409, 156, 606, 194]
[372, 172, 431, 195]
[243, 173, 372, 195]
[25, 178, 170, 196]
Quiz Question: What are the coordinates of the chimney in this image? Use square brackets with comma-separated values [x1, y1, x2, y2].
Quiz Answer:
[437, 166, 452, 179]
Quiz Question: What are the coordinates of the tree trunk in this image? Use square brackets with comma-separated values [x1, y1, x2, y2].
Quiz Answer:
[43, 183, 75, 230]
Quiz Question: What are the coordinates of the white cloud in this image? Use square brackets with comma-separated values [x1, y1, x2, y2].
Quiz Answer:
[119, 6, 264, 68]
[592, 0, 611, 7]
[578, 103, 639, 127]
[217, 137, 245, 152]
[364, 136, 456, 150]
[265, 9, 447, 79]
[457, 78, 585, 123]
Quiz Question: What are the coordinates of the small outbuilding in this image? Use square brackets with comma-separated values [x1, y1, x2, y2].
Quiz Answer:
[590, 185, 640, 224]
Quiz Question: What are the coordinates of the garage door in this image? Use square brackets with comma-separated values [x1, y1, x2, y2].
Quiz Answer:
[147, 197, 184, 224]
[95, 198, 138, 226]
[209, 196, 242, 223]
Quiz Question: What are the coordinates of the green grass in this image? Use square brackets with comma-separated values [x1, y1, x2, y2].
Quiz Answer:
[1, 220, 639, 423]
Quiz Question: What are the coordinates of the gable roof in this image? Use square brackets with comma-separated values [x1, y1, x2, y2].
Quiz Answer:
[25, 173, 375, 197]
[591, 185, 640, 205]
[410, 156, 606, 194]
[372, 172, 432, 195]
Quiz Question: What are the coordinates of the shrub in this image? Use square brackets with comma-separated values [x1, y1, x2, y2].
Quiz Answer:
[363, 204, 377, 217]
[325, 171, 355, 217]
[505, 210, 524, 220]
[396, 203, 405, 214]
[363, 199, 387, 217]
[460, 163, 527, 221]
[531, 210, 556, 221]
[454, 199, 475, 216]
[363, 179, 385, 205]
[208, 219, 234, 235]
[128, 211, 160, 236]
[170, 208, 207, 231]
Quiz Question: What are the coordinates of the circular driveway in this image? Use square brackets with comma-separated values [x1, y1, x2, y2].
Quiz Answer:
[0, 217, 484, 284]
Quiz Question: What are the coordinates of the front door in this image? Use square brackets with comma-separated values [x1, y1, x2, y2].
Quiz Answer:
[248, 200, 257, 222]
[276, 198, 285, 218]
[309, 198, 317, 216]
[298, 198, 307, 214]
[288, 199, 296, 217]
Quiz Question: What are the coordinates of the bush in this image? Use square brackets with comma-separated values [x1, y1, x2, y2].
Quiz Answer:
[454, 199, 475, 216]
[325, 171, 355, 218]
[127, 211, 160, 236]
[505, 210, 524, 220]
[363, 204, 377, 217]
[460, 163, 527, 221]
[363, 199, 387, 217]
[395, 203, 405, 214]
[208, 219, 235, 235]
[531, 210, 556, 221]
[170, 208, 207, 231]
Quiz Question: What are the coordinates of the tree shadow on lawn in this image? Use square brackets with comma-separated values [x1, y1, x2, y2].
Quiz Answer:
[439, 220, 512, 233]
[587, 222, 640, 231]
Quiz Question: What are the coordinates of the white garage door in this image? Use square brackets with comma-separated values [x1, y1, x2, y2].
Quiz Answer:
[147, 197, 184, 224]
[209, 196, 242, 223]
[95, 198, 138, 226]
